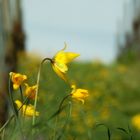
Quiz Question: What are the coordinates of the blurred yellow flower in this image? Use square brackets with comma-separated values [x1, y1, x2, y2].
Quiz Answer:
[9, 72, 27, 90]
[100, 107, 110, 120]
[51, 43, 80, 81]
[131, 114, 140, 131]
[24, 83, 37, 100]
[15, 100, 39, 117]
[100, 69, 109, 79]
[86, 114, 95, 127]
[117, 65, 127, 73]
[71, 85, 89, 104]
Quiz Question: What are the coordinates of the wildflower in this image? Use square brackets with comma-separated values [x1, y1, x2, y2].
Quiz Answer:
[24, 83, 37, 100]
[100, 69, 109, 79]
[131, 114, 140, 131]
[71, 85, 89, 104]
[117, 65, 127, 73]
[100, 107, 110, 120]
[51, 43, 80, 81]
[9, 72, 27, 90]
[15, 100, 39, 117]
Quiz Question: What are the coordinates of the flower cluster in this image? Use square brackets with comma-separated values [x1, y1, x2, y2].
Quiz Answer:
[10, 72, 38, 117]
[15, 100, 39, 117]
[10, 72, 27, 90]
[9, 43, 89, 120]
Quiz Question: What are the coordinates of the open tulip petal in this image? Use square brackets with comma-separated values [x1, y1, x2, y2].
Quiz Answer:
[71, 85, 89, 104]
[24, 83, 37, 100]
[52, 64, 67, 81]
[10, 72, 27, 90]
[15, 100, 39, 117]
[13, 84, 20, 90]
[51, 43, 79, 81]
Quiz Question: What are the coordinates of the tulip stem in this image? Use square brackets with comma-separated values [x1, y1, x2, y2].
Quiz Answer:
[57, 102, 72, 139]
[19, 86, 24, 102]
[59, 94, 71, 111]
[48, 94, 71, 121]
[8, 78, 18, 118]
[0, 95, 31, 133]
[32, 58, 52, 126]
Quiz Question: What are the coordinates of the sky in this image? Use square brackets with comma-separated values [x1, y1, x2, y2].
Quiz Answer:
[22, 0, 130, 63]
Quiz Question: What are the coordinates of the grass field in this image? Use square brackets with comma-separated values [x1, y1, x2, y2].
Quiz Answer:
[2, 53, 140, 140]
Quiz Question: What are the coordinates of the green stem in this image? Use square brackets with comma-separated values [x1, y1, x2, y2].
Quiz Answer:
[32, 58, 52, 126]
[95, 124, 111, 140]
[0, 95, 30, 133]
[8, 78, 18, 118]
[8, 81, 24, 138]
[23, 98, 30, 116]
[1, 127, 5, 140]
[0, 115, 14, 134]
[52, 115, 58, 140]
[48, 94, 71, 120]
[19, 86, 23, 102]
[56, 102, 72, 139]
[58, 94, 71, 111]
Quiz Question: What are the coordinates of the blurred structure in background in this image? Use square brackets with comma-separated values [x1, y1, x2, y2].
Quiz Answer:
[117, 0, 140, 63]
[0, 0, 25, 125]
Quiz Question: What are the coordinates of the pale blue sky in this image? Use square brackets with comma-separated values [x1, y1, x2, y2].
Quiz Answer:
[22, 0, 130, 63]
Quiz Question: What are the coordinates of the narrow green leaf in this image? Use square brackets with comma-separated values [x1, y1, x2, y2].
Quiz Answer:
[117, 127, 128, 134]
[107, 128, 111, 140]
[95, 123, 111, 140]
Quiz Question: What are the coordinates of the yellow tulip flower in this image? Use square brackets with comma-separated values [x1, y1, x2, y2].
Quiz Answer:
[15, 100, 39, 117]
[24, 83, 37, 100]
[51, 43, 80, 81]
[131, 114, 140, 131]
[9, 72, 27, 90]
[71, 85, 89, 104]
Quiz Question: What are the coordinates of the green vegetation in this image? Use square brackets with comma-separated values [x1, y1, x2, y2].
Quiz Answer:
[1, 53, 140, 140]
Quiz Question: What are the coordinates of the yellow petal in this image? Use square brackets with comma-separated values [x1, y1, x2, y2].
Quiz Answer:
[15, 100, 39, 117]
[61, 52, 80, 64]
[13, 84, 20, 90]
[23, 75, 27, 80]
[24, 83, 29, 88]
[71, 87, 89, 103]
[79, 99, 85, 104]
[23, 104, 39, 117]
[24, 84, 37, 100]
[9, 72, 13, 77]
[71, 84, 76, 90]
[52, 63, 67, 81]
[54, 43, 80, 64]
[10, 72, 27, 90]
[54, 51, 80, 64]
[54, 62, 68, 73]
[15, 100, 22, 109]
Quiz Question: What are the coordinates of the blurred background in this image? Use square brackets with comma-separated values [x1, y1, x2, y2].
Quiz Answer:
[0, 0, 140, 139]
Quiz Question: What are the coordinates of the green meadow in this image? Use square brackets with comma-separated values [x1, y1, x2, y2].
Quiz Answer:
[2, 54, 140, 140]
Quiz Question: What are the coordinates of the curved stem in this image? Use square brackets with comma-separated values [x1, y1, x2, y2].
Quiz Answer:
[58, 94, 71, 111]
[23, 98, 30, 116]
[0, 94, 31, 133]
[94, 124, 111, 140]
[48, 94, 71, 120]
[32, 58, 52, 126]
[0, 115, 14, 134]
